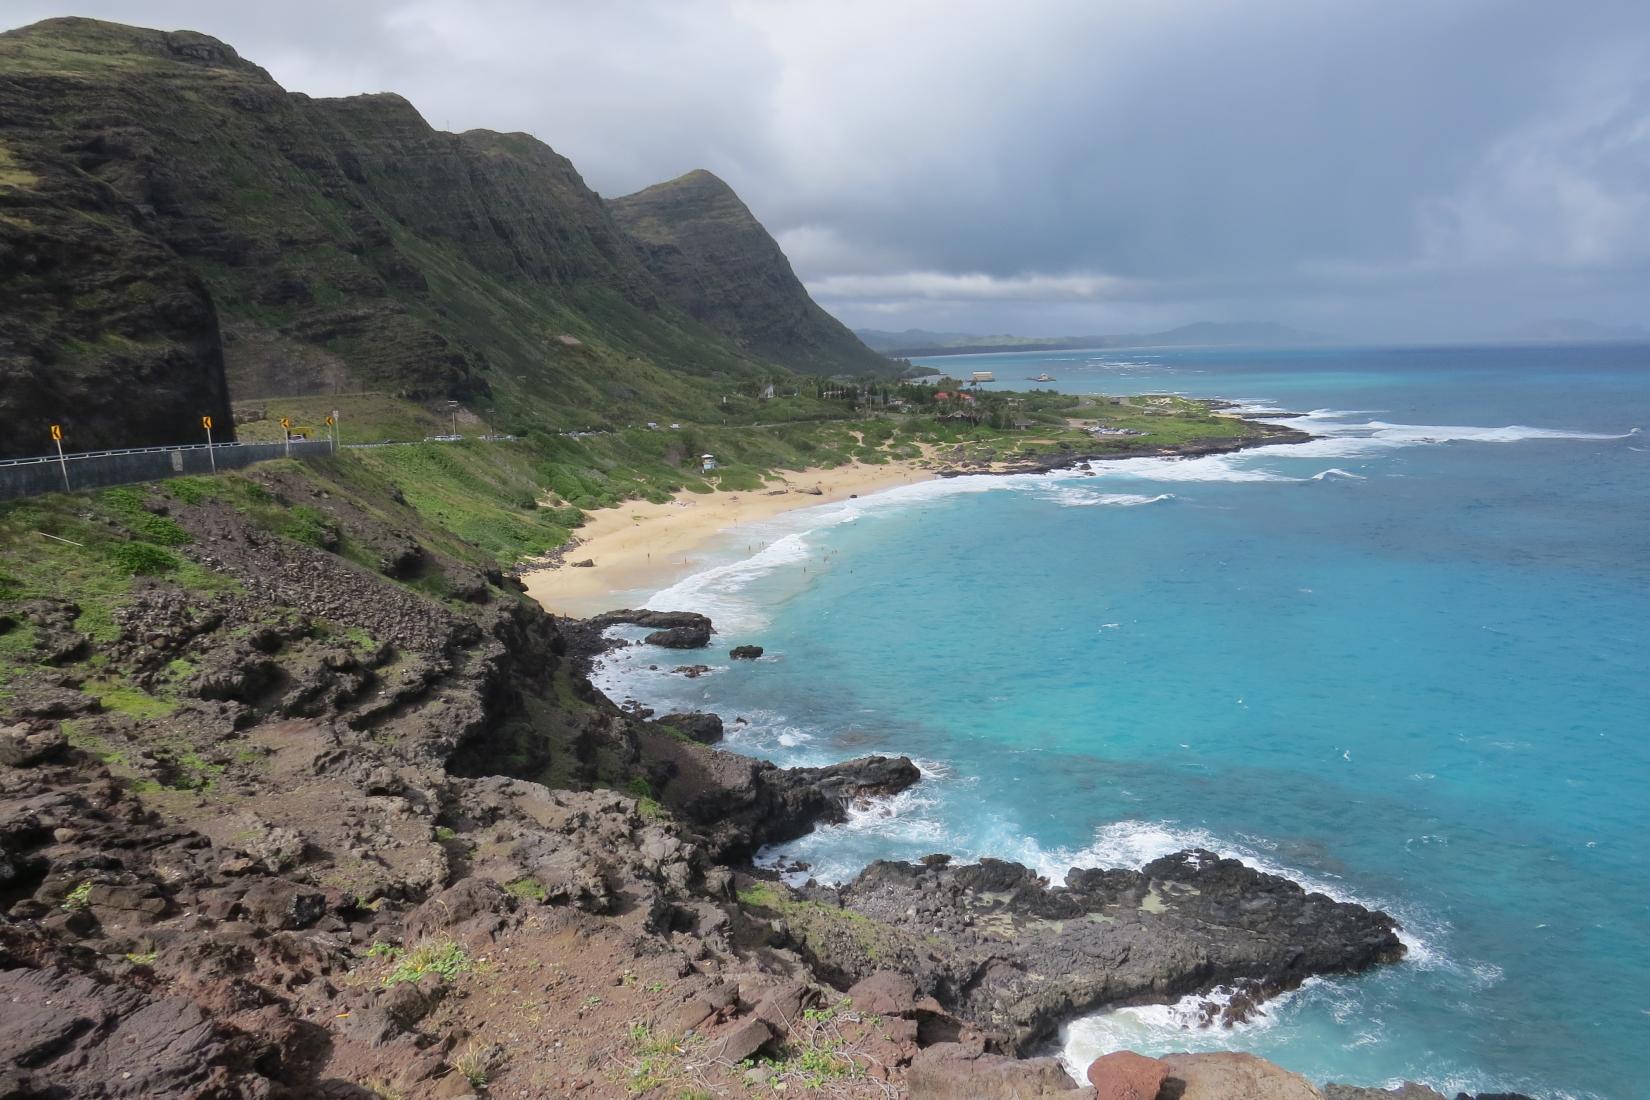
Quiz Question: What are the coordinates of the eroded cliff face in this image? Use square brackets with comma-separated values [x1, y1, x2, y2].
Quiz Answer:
[610, 169, 896, 378]
[0, 164, 233, 457]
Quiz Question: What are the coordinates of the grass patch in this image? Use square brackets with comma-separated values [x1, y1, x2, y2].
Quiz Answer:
[737, 881, 903, 964]
[61, 882, 93, 909]
[278, 505, 334, 548]
[92, 683, 177, 720]
[504, 877, 547, 902]
[106, 541, 180, 576]
[382, 939, 469, 986]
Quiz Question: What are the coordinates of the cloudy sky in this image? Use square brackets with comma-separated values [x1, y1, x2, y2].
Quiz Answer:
[9, 1, 1650, 340]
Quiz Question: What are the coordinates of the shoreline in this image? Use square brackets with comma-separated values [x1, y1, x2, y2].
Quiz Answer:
[523, 415, 1313, 617]
[521, 456, 938, 616]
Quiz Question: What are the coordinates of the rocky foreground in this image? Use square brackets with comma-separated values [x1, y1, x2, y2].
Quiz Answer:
[1, 468, 1534, 1097]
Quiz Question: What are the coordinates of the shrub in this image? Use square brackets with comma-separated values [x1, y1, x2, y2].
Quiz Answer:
[383, 939, 469, 986]
[107, 541, 179, 576]
[279, 506, 333, 548]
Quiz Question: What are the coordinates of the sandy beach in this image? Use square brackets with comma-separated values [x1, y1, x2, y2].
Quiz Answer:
[522, 459, 935, 617]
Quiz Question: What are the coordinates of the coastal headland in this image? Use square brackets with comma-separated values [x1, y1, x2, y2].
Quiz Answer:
[0, 449, 1434, 1099]
[0, 409, 1531, 1098]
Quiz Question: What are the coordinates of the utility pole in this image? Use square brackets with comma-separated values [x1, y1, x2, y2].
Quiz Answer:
[49, 424, 69, 492]
[202, 415, 216, 472]
[446, 400, 459, 438]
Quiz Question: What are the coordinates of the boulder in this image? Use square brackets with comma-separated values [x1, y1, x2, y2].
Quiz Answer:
[1087, 1051, 1170, 1100]
[730, 645, 764, 659]
[707, 1016, 776, 1063]
[659, 753, 921, 862]
[908, 1044, 1084, 1098]
[658, 711, 725, 744]
[644, 624, 712, 648]
[0, 726, 66, 767]
[238, 879, 326, 930]
[403, 878, 510, 941]
[0, 967, 243, 1097]
[1323, 1084, 1448, 1100]
[1159, 1052, 1323, 1100]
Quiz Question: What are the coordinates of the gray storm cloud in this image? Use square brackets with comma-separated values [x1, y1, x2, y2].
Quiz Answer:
[8, 0, 1649, 340]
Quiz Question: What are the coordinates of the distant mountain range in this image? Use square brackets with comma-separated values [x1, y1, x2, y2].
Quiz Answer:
[856, 321, 1330, 357]
[1501, 319, 1650, 344]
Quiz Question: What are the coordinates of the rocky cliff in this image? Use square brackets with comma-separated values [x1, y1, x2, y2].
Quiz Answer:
[0, 455, 1538, 1097]
[0, 17, 887, 459]
[610, 169, 894, 378]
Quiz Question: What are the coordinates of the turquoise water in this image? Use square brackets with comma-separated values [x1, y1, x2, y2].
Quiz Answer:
[594, 344, 1650, 1098]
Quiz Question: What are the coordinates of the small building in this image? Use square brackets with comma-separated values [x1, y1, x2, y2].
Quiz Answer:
[970, 371, 995, 383]
[701, 454, 717, 472]
[933, 391, 951, 401]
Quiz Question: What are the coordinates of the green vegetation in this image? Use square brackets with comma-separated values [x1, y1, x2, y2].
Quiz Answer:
[624, 1023, 698, 1094]
[504, 877, 547, 902]
[734, 998, 866, 1089]
[0, 489, 235, 651]
[382, 939, 469, 986]
[91, 683, 178, 720]
[106, 541, 180, 576]
[124, 950, 159, 965]
[737, 882, 905, 965]
[450, 1041, 495, 1088]
[61, 881, 93, 909]
[101, 487, 192, 545]
[279, 505, 334, 548]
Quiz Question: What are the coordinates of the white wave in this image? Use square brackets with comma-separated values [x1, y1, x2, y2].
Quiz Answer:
[1058, 981, 1308, 1080]
[757, 783, 950, 885]
[1084, 452, 1302, 483]
[645, 532, 814, 633]
[1039, 487, 1177, 508]
[1310, 468, 1366, 480]
[642, 473, 1039, 629]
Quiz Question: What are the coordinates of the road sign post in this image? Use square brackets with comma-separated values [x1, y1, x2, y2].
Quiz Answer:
[202, 415, 216, 473]
[326, 413, 337, 454]
[49, 424, 69, 492]
[280, 417, 292, 458]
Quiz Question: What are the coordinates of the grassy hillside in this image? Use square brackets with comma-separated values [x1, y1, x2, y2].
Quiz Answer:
[0, 17, 894, 459]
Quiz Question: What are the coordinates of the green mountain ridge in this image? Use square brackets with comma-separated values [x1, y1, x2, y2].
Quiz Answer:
[0, 17, 889, 459]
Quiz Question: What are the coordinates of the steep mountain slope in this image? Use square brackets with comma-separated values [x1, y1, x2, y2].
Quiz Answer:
[0, 17, 881, 458]
[610, 170, 895, 378]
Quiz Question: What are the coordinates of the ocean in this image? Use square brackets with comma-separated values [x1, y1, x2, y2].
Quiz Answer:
[590, 343, 1650, 1099]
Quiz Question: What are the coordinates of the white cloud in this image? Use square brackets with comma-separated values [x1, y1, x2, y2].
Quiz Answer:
[6, 0, 1650, 336]
[808, 269, 1147, 304]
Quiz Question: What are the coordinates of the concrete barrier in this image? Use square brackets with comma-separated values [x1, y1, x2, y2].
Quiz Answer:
[0, 440, 335, 502]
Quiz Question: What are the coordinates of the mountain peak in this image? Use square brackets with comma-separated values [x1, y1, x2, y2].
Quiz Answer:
[610, 172, 892, 376]
[2, 17, 268, 79]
